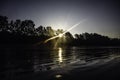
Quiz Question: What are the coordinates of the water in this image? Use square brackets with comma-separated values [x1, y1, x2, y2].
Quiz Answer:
[0, 46, 120, 80]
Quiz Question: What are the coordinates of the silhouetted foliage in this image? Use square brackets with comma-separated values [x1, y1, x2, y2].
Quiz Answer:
[74, 32, 119, 46]
[65, 32, 74, 45]
[0, 15, 120, 46]
[0, 16, 8, 31]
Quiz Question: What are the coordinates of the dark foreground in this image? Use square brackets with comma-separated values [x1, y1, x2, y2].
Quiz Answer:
[1, 46, 120, 80]
[14, 58, 120, 80]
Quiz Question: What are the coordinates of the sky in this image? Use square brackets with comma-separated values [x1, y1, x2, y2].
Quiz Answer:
[0, 0, 120, 38]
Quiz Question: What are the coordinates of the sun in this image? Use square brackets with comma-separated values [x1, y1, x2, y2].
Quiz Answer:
[58, 34, 63, 38]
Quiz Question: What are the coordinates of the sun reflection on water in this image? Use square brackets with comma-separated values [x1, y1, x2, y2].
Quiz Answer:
[58, 47, 63, 63]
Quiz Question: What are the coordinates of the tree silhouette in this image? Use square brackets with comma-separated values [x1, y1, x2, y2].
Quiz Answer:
[0, 15, 119, 46]
[64, 32, 74, 45]
[56, 29, 64, 35]
[20, 20, 35, 35]
[8, 19, 22, 34]
[0, 16, 8, 32]
[46, 26, 55, 37]
[35, 25, 44, 36]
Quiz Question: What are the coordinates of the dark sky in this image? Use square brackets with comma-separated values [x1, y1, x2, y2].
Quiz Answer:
[0, 0, 120, 38]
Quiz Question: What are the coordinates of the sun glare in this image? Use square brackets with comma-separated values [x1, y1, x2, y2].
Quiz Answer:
[41, 19, 87, 44]
[58, 47, 63, 63]
[58, 34, 63, 38]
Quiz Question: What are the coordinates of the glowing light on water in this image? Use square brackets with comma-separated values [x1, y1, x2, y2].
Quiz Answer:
[58, 47, 63, 63]
[44, 19, 87, 43]
[55, 74, 62, 78]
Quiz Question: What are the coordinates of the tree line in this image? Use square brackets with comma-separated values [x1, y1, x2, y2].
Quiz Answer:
[0, 15, 120, 46]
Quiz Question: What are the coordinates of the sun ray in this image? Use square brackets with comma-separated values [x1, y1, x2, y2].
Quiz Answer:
[44, 19, 87, 43]
[35, 19, 87, 45]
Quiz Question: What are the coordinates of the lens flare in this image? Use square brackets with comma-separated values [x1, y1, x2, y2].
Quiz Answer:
[44, 19, 87, 43]
[44, 35, 59, 43]
[62, 19, 86, 35]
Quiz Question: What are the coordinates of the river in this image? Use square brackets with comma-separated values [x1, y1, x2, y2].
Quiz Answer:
[1, 46, 120, 80]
